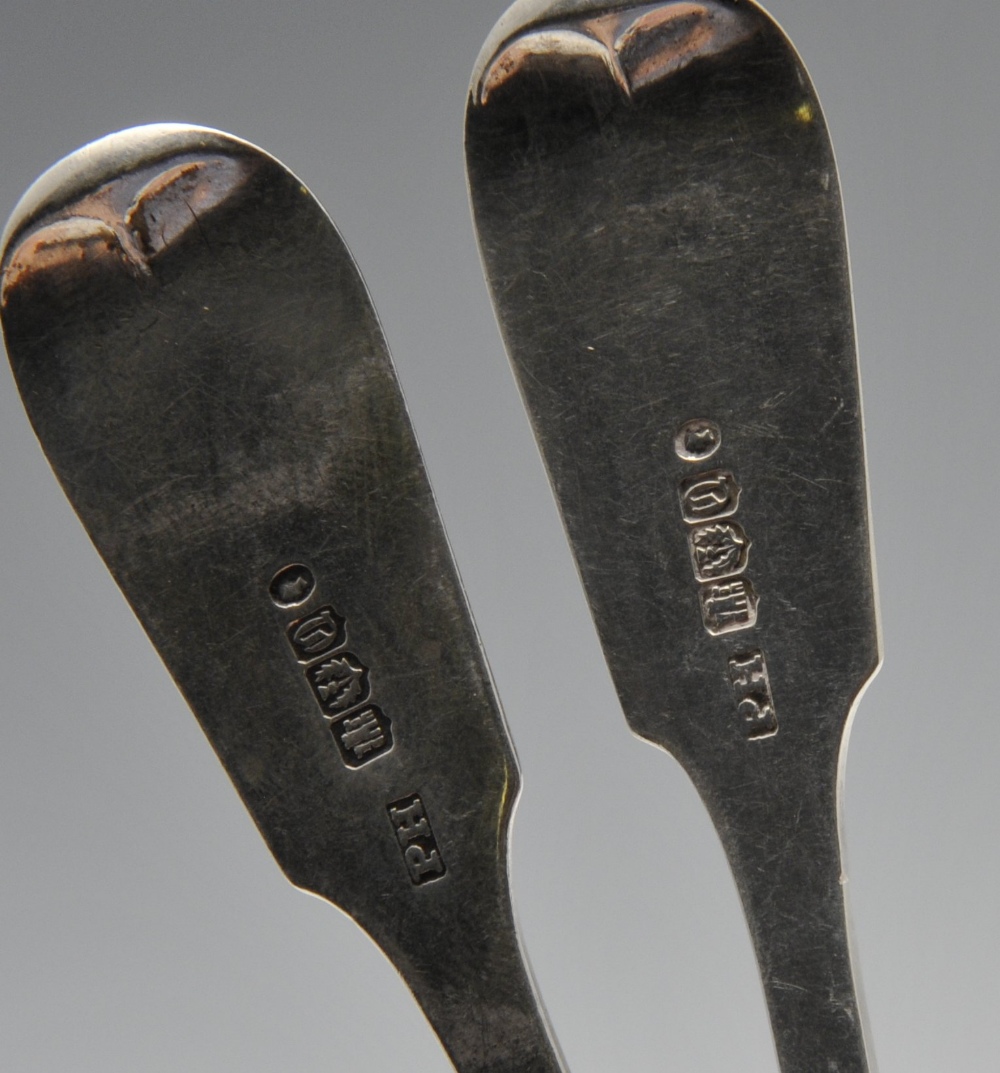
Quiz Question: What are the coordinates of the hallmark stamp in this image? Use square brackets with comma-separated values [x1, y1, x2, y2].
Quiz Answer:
[674, 431, 776, 737]
[272, 565, 394, 769]
[674, 432, 758, 639]
[307, 652, 371, 715]
[287, 606, 346, 661]
[699, 578, 759, 635]
[387, 793, 447, 885]
[269, 563, 316, 607]
[728, 651, 778, 740]
[679, 470, 741, 522]
[333, 705, 393, 767]
[674, 418, 722, 462]
[688, 521, 750, 582]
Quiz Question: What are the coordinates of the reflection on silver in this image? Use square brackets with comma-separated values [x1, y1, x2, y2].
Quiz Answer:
[468, 1, 879, 1070]
[477, 0, 756, 103]
[1, 155, 249, 298]
[1, 125, 568, 1073]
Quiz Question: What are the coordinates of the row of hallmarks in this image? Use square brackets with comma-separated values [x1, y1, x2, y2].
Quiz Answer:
[284, 600, 393, 768]
[674, 420, 778, 740]
[269, 563, 446, 884]
[678, 467, 757, 635]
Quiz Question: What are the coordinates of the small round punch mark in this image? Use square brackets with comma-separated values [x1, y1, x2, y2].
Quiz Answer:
[269, 563, 316, 607]
[674, 418, 722, 462]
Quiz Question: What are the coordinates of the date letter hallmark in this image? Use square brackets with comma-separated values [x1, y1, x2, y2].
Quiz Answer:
[728, 651, 778, 740]
[679, 469, 741, 523]
[287, 607, 346, 660]
[387, 794, 447, 886]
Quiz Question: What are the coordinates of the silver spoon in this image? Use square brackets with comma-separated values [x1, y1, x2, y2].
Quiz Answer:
[1, 123, 567, 1073]
[467, 2, 880, 1070]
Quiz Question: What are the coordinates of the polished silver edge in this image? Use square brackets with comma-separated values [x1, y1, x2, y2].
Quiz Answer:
[468, 0, 789, 99]
[3, 124, 266, 256]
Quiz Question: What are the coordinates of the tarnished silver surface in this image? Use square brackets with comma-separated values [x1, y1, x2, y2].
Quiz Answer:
[0, 124, 566, 1073]
[467, 2, 880, 1071]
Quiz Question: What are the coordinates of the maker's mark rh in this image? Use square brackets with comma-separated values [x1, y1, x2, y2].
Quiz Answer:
[388, 793, 447, 886]
[728, 651, 778, 740]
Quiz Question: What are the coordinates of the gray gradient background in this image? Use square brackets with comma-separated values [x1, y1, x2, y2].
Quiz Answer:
[0, 1, 995, 1070]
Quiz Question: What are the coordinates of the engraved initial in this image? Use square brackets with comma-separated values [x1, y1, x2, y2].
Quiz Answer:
[728, 651, 778, 740]
[387, 793, 447, 886]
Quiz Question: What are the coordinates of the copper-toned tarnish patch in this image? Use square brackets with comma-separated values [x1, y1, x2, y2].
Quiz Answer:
[478, 0, 756, 104]
[1, 155, 252, 309]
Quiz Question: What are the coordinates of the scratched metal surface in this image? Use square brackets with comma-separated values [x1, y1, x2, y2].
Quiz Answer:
[466, 3, 878, 1070]
[1, 124, 566, 1073]
[0, 1, 998, 1071]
